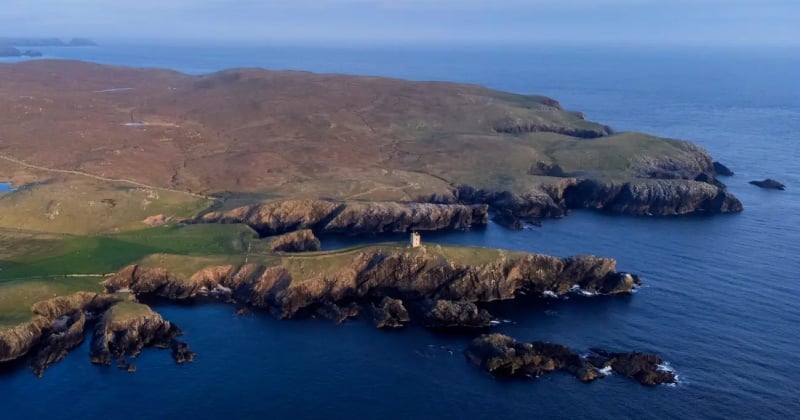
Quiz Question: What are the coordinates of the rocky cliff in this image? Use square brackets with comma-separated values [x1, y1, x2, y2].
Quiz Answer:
[89, 302, 182, 367]
[0, 292, 191, 376]
[196, 200, 489, 236]
[103, 246, 639, 320]
[457, 176, 741, 223]
[0, 292, 120, 372]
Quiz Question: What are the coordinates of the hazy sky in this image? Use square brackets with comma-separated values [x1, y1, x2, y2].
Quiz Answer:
[2, 0, 798, 45]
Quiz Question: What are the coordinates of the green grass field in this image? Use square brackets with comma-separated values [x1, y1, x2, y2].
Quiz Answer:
[0, 276, 104, 327]
[0, 223, 261, 280]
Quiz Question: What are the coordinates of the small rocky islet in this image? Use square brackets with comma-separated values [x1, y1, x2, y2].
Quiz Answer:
[750, 179, 786, 190]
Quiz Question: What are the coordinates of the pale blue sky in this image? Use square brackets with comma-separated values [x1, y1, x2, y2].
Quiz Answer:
[1, 0, 798, 45]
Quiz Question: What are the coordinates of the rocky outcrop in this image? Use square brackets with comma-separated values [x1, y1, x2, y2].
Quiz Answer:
[465, 334, 677, 386]
[423, 300, 492, 329]
[196, 200, 488, 236]
[370, 297, 410, 329]
[750, 179, 785, 190]
[694, 172, 726, 189]
[563, 179, 742, 216]
[456, 182, 572, 220]
[493, 119, 613, 139]
[0, 292, 120, 371]
[458, 177, 741, 226]
[170, 340, 195, 364]
[314, 302, 360, 324]
[268, 229, 322, 253]
[104, 247, 637, 320]
[587, 348, 677, 386]
[713, 162, 734, 176]
[30, 311, 87, 377]
[0, 317, 51, 363]
[89, 303, 182, 367]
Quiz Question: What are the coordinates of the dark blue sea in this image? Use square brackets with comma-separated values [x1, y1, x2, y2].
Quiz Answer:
[2, 42, 799, 419]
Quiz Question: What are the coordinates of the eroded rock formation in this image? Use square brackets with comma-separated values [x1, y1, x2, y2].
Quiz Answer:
[465, 334, 677, 386]
[423, 300, 492, 329]
[0, 292, 120, 374]
[371, 297, 410, 329]
[89, 303, 182, 367]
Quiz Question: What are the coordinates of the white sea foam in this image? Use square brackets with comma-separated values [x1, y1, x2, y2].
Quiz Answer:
[490, 320, 501, 326]
[599, 366, 613, 375]
[570, 285, 598, 296]
[542, 290, 558, 298]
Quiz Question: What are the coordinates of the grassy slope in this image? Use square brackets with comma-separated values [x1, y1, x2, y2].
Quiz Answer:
[0, 276, 103, 327]
[0, 175, 211, 235]
[105, 301, 154, 323]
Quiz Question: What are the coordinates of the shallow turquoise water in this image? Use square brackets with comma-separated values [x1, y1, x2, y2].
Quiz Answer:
[1, 43, 798, 419]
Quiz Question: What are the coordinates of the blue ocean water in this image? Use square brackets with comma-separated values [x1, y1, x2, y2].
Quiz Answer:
[1, 43, 799, 419]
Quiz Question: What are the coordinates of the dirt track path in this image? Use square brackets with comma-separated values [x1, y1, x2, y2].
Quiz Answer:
[0, 153, 211, 200]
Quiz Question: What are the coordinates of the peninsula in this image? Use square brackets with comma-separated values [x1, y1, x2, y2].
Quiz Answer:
[0, 60, 738, 381]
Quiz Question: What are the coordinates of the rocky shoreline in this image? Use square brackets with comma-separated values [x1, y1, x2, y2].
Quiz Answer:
[0, 243, 681, 387]
[102, 247, 640, 320]
[0, 293, 193, 376]
[193, 172, 741, 237]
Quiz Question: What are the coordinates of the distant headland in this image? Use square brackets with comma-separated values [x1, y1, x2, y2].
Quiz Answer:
[0, 37, 97, 47]
[0, 37, 97, 57]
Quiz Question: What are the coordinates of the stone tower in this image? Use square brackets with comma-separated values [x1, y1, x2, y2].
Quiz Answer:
[410, 232, 421, 248]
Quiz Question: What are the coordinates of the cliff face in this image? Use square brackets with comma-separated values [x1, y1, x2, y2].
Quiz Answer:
[197, 200, 488, 236]
[89, 303, 181, 366]
[457, 177, 741, 221]
[0, 317, 51, 363]
[104, 247, 637, 319]
[563, 179, 743, 216]
[0, 292, 120, 370]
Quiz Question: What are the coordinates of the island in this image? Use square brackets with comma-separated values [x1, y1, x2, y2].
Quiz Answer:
[0, 59, 739, 382]
[0, 46, 43, 57]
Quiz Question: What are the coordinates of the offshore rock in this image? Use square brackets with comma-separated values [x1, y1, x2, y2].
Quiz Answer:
[268, 229, 322, 253]
[423, 300, 492, 329]
[314, 302, 360, 324]
[196, 200, 488, 236]
[465, 334, 677, 386]
[371, 297, 410, 329]
[588, 348, 677, 386]
[750, 179, 785, 190]
[713, 161, 734, 176]
[170, 339, 196, 364]
[465, 334, 600, 382]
